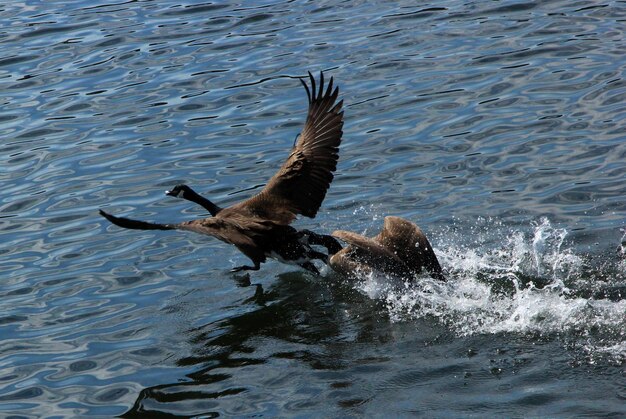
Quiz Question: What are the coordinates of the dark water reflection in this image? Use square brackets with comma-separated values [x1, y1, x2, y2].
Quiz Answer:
[1, 0, 625, 417]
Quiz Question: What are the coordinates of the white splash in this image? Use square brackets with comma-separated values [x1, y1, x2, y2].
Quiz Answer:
[352, 217, 626, 363]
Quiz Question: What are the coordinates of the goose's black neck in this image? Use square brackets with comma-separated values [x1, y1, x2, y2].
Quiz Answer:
[185, 187, 222, 216]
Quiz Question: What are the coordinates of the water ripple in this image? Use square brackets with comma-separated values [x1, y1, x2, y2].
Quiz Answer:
[0, 0, 624, 417]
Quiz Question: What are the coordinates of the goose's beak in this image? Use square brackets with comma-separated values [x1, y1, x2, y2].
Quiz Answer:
[165, 189, 184, 198]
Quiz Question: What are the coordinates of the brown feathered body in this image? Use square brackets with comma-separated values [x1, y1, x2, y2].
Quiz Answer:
[176, 213, 323, 271]
[330, 216, 446, 281]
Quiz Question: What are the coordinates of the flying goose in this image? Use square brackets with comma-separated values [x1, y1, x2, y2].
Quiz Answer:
[164, 183, 343, 253]
[100, 71, 343, 274]
[330, 216, 446, 281]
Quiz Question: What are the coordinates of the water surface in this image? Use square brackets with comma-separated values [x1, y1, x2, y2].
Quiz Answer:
[1, 1, 625, 417]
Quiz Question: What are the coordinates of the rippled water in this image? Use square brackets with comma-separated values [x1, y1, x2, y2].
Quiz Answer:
[1, 1, 625, 417]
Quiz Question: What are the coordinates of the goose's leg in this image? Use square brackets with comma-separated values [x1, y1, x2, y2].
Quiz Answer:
[231, 248, 265, 273]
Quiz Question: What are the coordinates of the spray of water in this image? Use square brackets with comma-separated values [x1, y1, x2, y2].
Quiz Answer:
[350, 217, 625, 364]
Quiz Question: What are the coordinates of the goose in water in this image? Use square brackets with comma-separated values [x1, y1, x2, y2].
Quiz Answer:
[100, 71, 343, 274]
[330, 216, 446, 281]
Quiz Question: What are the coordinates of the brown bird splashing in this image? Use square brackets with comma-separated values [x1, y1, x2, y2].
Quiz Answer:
[330, 216, 446, 281]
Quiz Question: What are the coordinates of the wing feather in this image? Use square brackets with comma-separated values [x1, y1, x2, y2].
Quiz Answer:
[332, 230, 402, 263]
[179, 216, 262, 248]
[234, 71, 344, 224]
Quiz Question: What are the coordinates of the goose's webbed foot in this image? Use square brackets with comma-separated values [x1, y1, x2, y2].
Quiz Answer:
[230, 264, 260, 273]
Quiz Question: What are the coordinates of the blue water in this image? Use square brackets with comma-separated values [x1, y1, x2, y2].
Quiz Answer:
[1, 1, 625, 417]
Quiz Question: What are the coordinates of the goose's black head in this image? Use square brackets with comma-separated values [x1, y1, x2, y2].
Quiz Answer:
[165, 184, 190, 199]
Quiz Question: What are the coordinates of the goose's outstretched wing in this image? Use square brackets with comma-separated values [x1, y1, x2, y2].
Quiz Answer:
[332, 229, 408, 275]
[99, 210, 175, 230]
[332, 230, 401, 262]
[234, 71, 344, 224]
[100, 209, 259, 250]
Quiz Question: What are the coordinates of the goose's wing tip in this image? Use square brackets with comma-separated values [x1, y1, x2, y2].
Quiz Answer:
[237, 71, 343, 224]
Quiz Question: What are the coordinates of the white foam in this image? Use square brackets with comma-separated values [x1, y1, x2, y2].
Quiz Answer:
[349, 217, 625, 363]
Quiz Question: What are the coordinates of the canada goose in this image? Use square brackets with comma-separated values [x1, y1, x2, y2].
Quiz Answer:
[330, 216, 446, 281]
[100, 71, 343, 274]
[165, 183, 343, 254]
